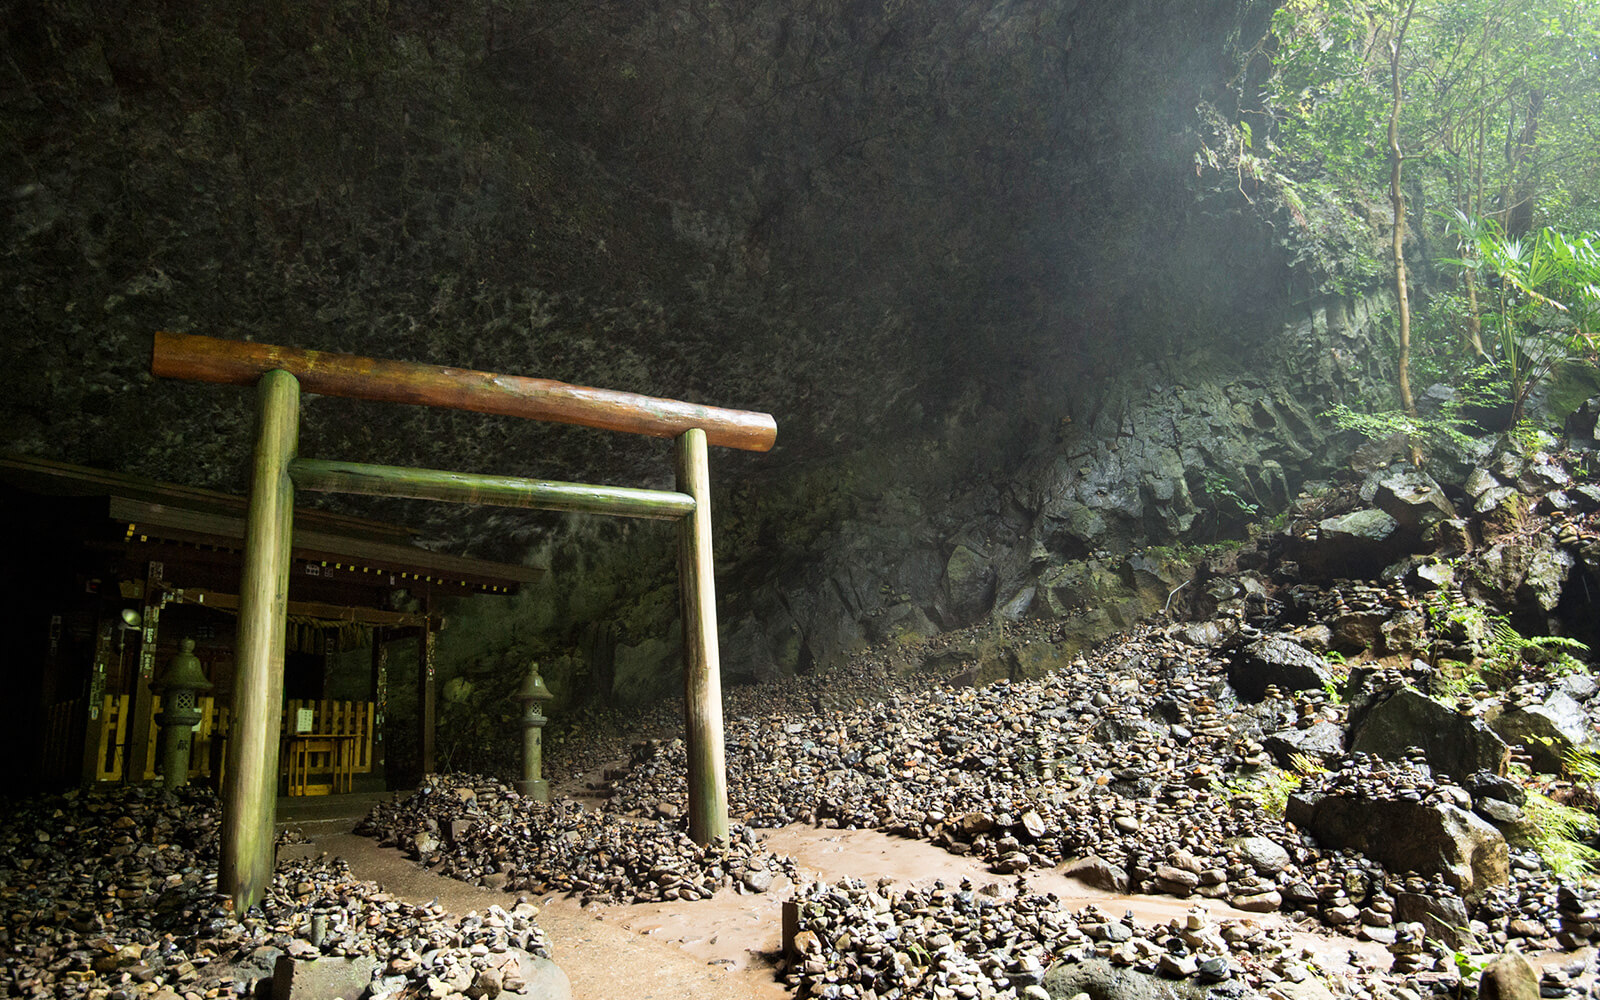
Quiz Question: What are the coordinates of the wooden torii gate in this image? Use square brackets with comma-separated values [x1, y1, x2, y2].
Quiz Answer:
[151, 331, 778, 911]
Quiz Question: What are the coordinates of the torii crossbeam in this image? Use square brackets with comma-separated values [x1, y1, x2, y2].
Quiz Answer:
[151, 331, 777, 912]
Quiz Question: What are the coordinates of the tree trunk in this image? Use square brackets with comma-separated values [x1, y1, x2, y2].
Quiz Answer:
[1464, 268, 1486, 357]
[1389, 0, 1419, 421]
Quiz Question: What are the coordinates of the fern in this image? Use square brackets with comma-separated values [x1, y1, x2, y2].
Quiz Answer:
[1488, 620, 1591, 676]
[1566, 746, 1600, 784]
[1324, 402, 1480, 458]
[1523, 789, 1600, 880]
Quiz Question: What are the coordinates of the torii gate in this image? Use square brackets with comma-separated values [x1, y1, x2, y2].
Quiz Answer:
[151, 331, 777, 911]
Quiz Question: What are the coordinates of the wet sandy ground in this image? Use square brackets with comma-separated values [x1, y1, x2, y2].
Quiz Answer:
[278, 792, 1417, 1000]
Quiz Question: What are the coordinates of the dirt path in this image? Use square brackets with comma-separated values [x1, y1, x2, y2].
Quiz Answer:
[276, 795, 1389, 999]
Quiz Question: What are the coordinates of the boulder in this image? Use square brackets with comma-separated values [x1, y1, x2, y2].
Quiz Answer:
[939, 544, 998, 627]
[1463, 770, 1527, 807]
[511, 954, 572, 1000]
[1421, 517, 1473, 554]
[1378, 609, 1430, 657]
[1473, 797, 1537, 848]
[1559, 672, 1600, 702]
[1474, 485, 1524, 522]
[1567, 394, 1600, 442]
[721, 614, 784, 683]
[1042, 957, 1264, 999]
[1263, 722, 1344, 770]
[1372, 469, 1456, 528]
[1487, 692, 1591, 776]
[1299, 508, 1404, 578]
[1393, 891, 1475, 949]
[1520, 452, 1573, 492]
[271, 955, 379, 1000]
[1478, 949, 1540, 1000]
[1465, 468, 1502, 498]
[1228, 637, 1333, 702]
[1228, 836, 1292, 877]
[1472, 538, 1574, 613]
[862, 601, 940, 646]
[1267, 980, 1337, 1000]
[1347, 686, 1510, 780]
[1062, 855, 1129, 893]
[1286, 793, 1508, 901]
[1568, 483, 1600, 512]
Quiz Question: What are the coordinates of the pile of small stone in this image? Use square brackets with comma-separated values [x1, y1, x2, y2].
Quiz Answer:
[783, 875, 1373, 999]
[602, 659, 1331, 907]
[244, 855, 553, 1000]
[355, 773, 799, 904]
[0, 784, 553, 1000]
[586, 616, 1600, 970]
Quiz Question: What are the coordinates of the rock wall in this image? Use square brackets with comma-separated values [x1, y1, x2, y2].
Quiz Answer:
[718, 291, 1400, 687]
[441, 289, 1402, 708]
[3, 0, 1432, 708]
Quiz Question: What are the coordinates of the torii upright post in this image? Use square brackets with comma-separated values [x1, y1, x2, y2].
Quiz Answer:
[676, 428, 729, 845]
[151, 332, 777, 879]
[221, 369, 299, 912]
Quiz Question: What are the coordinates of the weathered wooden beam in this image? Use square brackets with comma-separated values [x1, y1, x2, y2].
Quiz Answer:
[220, 369, 299, 913]
[170, 587, 432, 628]
[675, 428, 729, 845]
[288, 459, 696, 520]
[153, 331, 778, 453]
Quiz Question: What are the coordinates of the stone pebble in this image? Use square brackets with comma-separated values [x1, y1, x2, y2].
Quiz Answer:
[0, 784, 551, 999]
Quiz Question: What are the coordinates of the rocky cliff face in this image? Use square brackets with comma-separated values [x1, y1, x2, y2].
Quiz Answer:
[0, 0, 1417, 706]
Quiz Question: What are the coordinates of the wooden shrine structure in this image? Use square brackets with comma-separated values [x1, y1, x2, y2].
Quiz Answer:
[0, 453, 537, 795]
[151, 331, 777, 911]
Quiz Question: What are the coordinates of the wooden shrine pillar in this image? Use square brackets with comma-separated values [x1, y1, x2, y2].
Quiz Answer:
[419, 624, 437, 776]
[370, 629, 387, 781]
[124, 561, 164, 782]
[220, 369, 299, 913]
[676, 428, 728, 845]
[152, 332, 778, 860]
[80, 622, 114, 784]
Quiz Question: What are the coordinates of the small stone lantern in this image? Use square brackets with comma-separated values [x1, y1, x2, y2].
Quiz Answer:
[514, 661, 554, 801]
[152, 637, 211, 789]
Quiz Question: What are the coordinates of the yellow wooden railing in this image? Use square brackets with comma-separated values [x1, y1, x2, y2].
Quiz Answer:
[85, 695, 371, 785]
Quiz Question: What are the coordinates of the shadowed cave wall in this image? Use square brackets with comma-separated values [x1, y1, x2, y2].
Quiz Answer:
[1, 0, 1401, 708]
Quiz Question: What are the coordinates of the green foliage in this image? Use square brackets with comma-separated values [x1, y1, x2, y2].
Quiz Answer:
[1201, 471, 1261, 518]
[1522, 787, 1600, 879]
[1221, 754, 1327, 817]
[1442, 215, 1600, 424]
[1430, 658, 1479, 702]
[1267, 0, 1394, 187]
[1266, 0, 1600, 294]
[1487, 618, 1591, 675]
[1324, 400, 1478, 459]
[1222, 768, 1302, 817]
[1425, 590, 1591, 683]
[1565, 746, 1600, 784]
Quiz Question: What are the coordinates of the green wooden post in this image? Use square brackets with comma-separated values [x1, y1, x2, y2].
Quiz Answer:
[675, 428, 728, 845]
[220, 369, 299, 912]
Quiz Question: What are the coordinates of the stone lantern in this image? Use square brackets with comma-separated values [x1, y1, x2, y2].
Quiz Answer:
[514, 661, 554, 801]
[152, 637, 211, 789]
